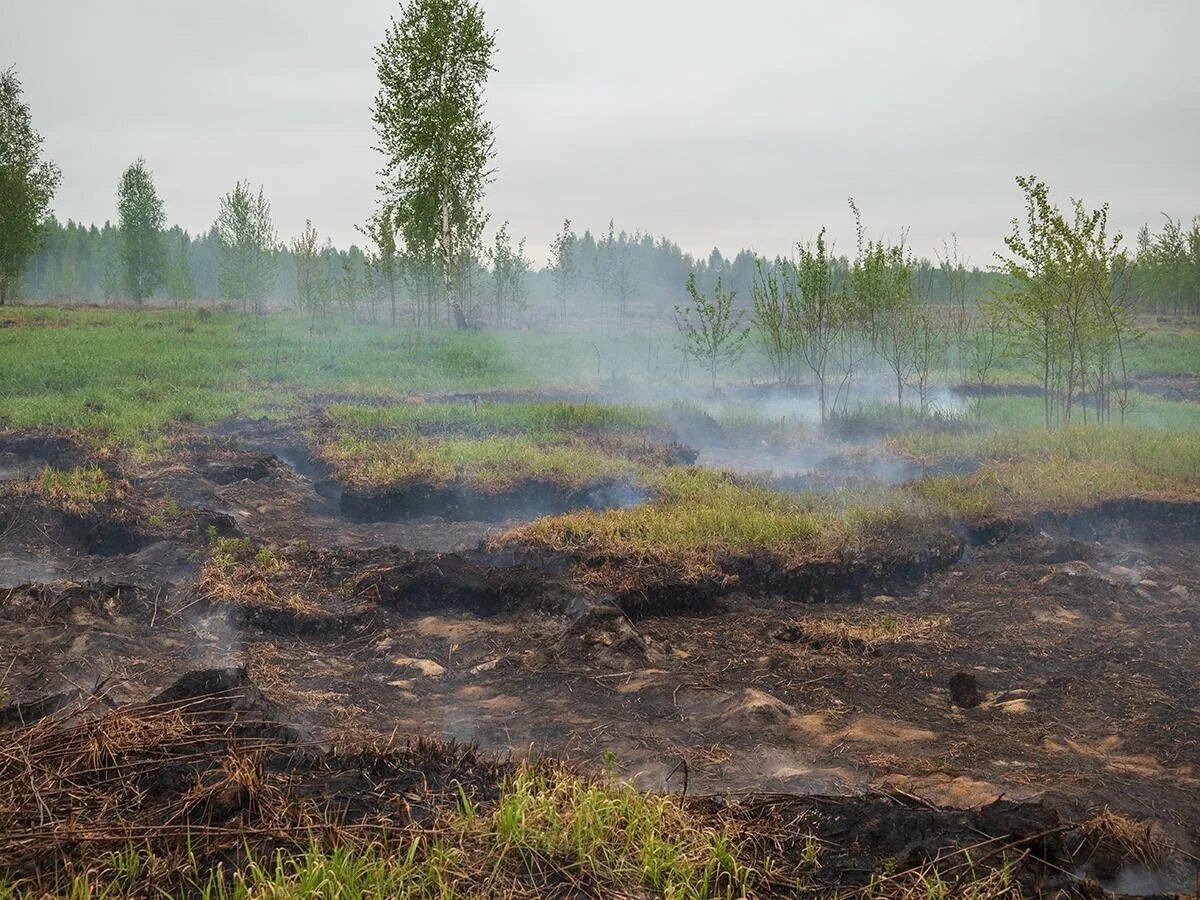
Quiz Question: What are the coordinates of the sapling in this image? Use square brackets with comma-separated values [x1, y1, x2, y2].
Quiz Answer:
[675, 273, 748, 391]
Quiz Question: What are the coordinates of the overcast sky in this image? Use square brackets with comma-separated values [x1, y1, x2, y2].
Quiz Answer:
[4, 0, 1199, 266]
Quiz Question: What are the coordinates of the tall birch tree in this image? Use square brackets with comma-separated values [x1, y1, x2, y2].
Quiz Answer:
[373, 0, 496, 329]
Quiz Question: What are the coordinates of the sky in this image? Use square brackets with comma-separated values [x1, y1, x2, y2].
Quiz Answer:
[4, 0, 1199, 268]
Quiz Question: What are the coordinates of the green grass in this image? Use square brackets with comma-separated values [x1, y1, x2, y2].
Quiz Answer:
[981, 391, 1200, 430]
[36, 465, 111, 506]
[4, 304, 1200, 454]
[897, 426, 1200, 517]
[501, 467, 922, 561]
[1125, 326, 1200, 374]
[326, 399, 666, 437]
[323, 434, 642, 492]
[0, 307, 670, 453]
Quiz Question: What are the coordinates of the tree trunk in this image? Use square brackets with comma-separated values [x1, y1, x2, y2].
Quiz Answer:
[442, 194, 466, 330]
[388, 268, 396, 328]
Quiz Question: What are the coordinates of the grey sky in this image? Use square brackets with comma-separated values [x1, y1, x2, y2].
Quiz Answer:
[4, 0, 1199, 266]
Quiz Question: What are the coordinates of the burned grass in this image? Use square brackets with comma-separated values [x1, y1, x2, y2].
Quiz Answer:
[772, 611, 951, 658]
[495, 424, 1200, 599]
[0, 672, 1134, 899]
[0, 456, 234, 561]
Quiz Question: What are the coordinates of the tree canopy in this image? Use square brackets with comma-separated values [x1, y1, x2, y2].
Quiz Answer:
[373, 0, 496, 328]
[116, 158, 166, 303]
[0, 67, 60, 305]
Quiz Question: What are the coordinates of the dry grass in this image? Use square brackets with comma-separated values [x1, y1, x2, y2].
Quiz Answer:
[775, 613, 949, 657]
[196, 539, 319, 618]
[1075, 809, 1176, 875]
[0, 692, 1122, 899]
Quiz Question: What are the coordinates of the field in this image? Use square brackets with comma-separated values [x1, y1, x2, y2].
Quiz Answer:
[2, 306, 1200, 897]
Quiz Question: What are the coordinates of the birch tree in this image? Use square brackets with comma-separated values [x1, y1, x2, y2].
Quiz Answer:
[0, 68, 61, 306]
[215, 181, 277, 314]
[117, 159, 166, 303]
[548, 218, 576, 320]
[373, 0, 496, 329]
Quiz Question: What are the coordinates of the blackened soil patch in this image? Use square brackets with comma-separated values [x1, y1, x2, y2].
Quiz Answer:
[0, 580, 156, 625]
[340, 477, 646, 524]
[0, 432, 89, 480]
[352, 551, 576, 616]
[1132, 370, 1200, 404]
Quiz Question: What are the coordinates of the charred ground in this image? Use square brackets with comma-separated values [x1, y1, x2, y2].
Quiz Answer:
[2, 413, 1198, 896]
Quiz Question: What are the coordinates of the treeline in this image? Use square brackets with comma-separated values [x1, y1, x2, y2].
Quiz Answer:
[19, 216, 371, 313]
[1134, 216, 1200, 316]
[17, 212, 1005, 321]
[17, 203, 1200, 329]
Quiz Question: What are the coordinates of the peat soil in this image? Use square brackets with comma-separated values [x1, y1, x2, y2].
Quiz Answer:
[2, 428, 1199, 893]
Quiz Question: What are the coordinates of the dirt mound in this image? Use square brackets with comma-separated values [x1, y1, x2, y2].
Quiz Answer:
[198, 452, 285, 485]
[556, 597, 661, 670]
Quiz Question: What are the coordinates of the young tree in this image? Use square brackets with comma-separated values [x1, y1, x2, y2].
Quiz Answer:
[611, 238, 636, 329]
[908, 307, 939, 416]
[373, 0, 496, 330]
[751, 258, 795, 385]
[215, 181, 277, 314]
[963, 306, 1004, 419]
[675, 272, 748, 390]
[361, 205, 401, 326]
[165, 230, 196, 303]
[995, 175, 1136, 427]
[488, 221, 528, 326]
[292, 220, 327, 326]
[878, 242, 916, 409]
[548, 218, 576, 319]
[0, 68, 61, 306]
[335, 248, 365, 321]
[937, 234, 972, 382]
[591, 220, 617, 327]
[117, 158, 167, 303]
[793, 229, 844, 426]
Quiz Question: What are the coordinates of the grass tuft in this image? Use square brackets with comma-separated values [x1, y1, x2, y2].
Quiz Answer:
[36, 465, 111, 508]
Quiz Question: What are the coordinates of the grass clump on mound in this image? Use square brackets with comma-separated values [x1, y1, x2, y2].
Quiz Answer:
[327, 399, 665, 437]
[499, 468, 922, 562]
[323, 434, 642, 493]
[36, 465, 111, 507]
[898, 426, 1200, 518]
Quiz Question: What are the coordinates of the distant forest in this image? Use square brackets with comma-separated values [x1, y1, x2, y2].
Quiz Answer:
[17, 212, 1200, 324]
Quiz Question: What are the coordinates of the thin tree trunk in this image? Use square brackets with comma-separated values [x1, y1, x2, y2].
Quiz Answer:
[442, 192, 466, 330]
[388, 268, 396, 328]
